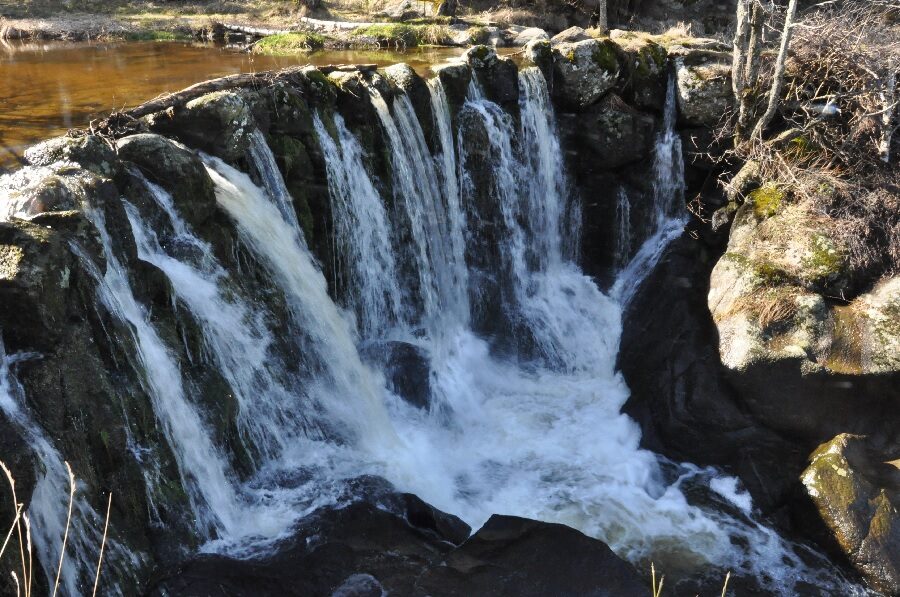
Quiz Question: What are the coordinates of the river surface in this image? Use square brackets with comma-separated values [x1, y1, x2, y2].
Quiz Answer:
[0, 40, 470, 169]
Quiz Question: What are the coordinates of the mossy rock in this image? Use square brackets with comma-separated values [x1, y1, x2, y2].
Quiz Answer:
[749, 184, 784, 219]
[803, 434, 900, 594]
[352, 24, 419, 47]
[253, 32, 326, 54]
[551, 39, 620, 109]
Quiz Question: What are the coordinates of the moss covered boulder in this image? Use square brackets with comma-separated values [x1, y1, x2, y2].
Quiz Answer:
[673, 50, 731, 127]
[145, 90, 255, 162]
[609, 31, 669, 111]
[803, 434, 900, 594]
[709, 194, 900, 440]
[551, 38, 620, 110]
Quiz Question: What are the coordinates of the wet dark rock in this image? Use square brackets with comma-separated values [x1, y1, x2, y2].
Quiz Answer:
[116, 133, 217, 228]
[416, 515, 647, 597]
[463, 46, 519, 112]
[432, 62, 472, 118]
[552, 38, 621, 110]
[803, 434, 900, 595]
[574, 93, 655, 168]
[618, 234, 809, 515]
[149, 491, 644, 597]
[361, 341, 432, 409]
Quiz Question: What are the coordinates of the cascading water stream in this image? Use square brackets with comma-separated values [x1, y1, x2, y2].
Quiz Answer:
[124, 179, 322, 462]
[615, 187, 633, 268]
[0, 61, 867, 595]
[312, 113, 404, 337]
[368, 88, 468, 332]
[0, 339, 135, 596]
[428, 77, 470, 330]
[201, 154, 397, 456]
[611, 72, 688, 305]
[247, 129, 302, 235]
[72, 208, 244, 540]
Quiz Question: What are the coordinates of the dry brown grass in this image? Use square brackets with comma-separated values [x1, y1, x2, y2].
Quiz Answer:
[0, 461, 113, 597]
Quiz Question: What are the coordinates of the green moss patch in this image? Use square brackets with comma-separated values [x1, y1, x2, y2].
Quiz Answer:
[352, 24, 419, 47]
[592, 40, 619, 72]
[749, 184, 784, 219]
[254, 32, 326, 54]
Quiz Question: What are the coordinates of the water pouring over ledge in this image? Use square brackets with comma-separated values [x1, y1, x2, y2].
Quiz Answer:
[0, 60, 866, 594]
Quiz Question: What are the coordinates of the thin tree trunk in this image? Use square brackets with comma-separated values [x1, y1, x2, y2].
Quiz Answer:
[753, 0, 799, 139]
[879, 62, 896, 163]
[732, 0, 751, 144]
[736, 0, 769, 141]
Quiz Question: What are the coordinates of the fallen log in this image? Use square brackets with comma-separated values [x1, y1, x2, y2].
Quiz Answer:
[221, 23, 294, 37]
[298, 16, 375, 31]
[112, 66, 308, 122]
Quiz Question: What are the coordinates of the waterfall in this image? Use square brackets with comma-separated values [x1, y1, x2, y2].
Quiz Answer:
[201, 155, 396, 452]
[247, 129, 302, 235]
[611, 72, 687, 306]
[518, 67, 572, 270]
[0, 62, 865, 596]
[73, 209, 245, 540]
[615, 187, 633, 268]
[123, 179, 321, 463]
[0, 339, 135, 595]
[312, 113, 404, 337]
[368, 88, 468, 330]
[428, 77, 470, 330]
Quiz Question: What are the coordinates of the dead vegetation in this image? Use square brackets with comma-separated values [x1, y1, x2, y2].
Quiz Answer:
[719, 0, 900, 288]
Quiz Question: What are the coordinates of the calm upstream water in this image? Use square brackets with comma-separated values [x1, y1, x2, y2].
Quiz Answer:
[0, 40, 467, 168]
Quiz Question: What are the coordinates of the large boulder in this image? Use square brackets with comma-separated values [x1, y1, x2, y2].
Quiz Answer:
[709, 196, 900, 440]
[609, 31, 669, 111]
[803, 434, 900, 594]
[573, 93, 655, 168]
[116, 133, 217, 229]
[509, 26, 549, 47]
[432, 62, 472, 118]
[150, 488, 645, 597]
[24, 134, 117, 177]
[463, 46, 519, 111]
[145, 90, 255, 162]
[360, 341, 432, 409]
[551, 38, 621, 110]
[673, 50, 732, 127]
[551, 26, 591, 45]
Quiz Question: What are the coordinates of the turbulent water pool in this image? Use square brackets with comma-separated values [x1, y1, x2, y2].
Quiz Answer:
[0, 40, 471, 168]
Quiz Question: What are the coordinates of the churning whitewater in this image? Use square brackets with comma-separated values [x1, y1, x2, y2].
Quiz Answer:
[0, 66, 863, 595]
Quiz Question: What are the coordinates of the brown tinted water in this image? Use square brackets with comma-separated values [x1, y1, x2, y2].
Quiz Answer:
[0, 41, 468, 169]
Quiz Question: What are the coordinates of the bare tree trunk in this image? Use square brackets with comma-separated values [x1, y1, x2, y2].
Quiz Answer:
[879, 61, 897, 163]
[732, 0, 751, 144]
[437, 0, 457, 17]
[753, 0, 799, 139]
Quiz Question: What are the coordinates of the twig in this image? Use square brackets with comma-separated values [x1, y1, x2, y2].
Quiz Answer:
[91, 493, 112, 597]
[51, 462, 75, 597]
